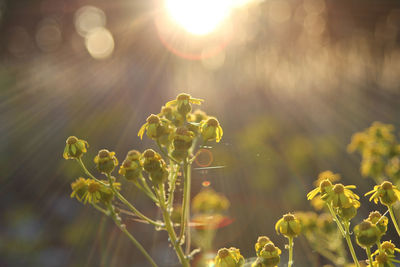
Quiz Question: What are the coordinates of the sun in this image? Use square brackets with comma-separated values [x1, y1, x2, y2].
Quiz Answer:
[164, 0, 232, 35]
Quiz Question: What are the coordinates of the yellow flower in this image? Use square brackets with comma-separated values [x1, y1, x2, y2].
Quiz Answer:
[307, 179, 333, 200]
[94, 149, 119, 174]
[63, 136, 88, 159]
[379, 241, 400, 256]
[200, 117, 223, 143]
[258, 243, 281, 267]
[254, 236, 272, 256]
[119, 159, 142, 181]
[166, 93, 203, 116]
[140, 149, 168, 184]
[367, 211, 388, 236]
[313, 170, 341, 187]
[214, 247, 244, 267]
[275, 213, 301, 238]
[365, 181, 400, 206]
[326, 183, 359, 209]
[137, 114, 172, 143]
[70, 177, 88, 202]
[70, 178, 116, 204]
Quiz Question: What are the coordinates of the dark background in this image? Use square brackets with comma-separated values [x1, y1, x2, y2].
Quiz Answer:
[2, 0, 400, 266]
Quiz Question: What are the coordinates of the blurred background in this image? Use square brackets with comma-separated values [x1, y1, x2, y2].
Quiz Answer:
[2, 0, 400, 266]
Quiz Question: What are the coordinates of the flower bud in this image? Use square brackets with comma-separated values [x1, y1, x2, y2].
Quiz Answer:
[380, 181, 400, 206]
[171, 127, 195, 161]
[354, 220, 381, 248]
[258, 243, 281, 267]
[200, 117, 223, 143]
[141, 149, 168, 184]
[255, 236, 272, 256]
[275, 214, 301, 238]
[63, 136, 89, 159]
[338, 201, 359, 221]
[126, 150, 141, 161]
[367, 211, 388, 236]
[214, 247, 244, 267]
[138, 114, 172, 145]
[94, 149, 119, 174]
[119, 159, 142, 181]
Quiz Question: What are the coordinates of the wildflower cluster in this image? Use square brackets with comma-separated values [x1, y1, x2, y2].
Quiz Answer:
[63, 93, 224, 267]
[348, 122, 400, 182]
[64, 103, 400, 267]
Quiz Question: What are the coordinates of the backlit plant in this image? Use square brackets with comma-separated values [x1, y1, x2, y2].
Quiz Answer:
[64, 95, 400, 266]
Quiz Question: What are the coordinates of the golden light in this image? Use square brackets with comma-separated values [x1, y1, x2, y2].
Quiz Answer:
[164, 0, 232, 35]
[85, 27, 114, 59]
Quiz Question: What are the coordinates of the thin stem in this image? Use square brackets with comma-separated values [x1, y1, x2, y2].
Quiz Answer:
[388, 206, 400, 237]
[167, 163, 179, 212]
[156, 183, 190, 267]
[327, 204, 346, 238]
[288, 237, 293, 267]
[106, 174, 163, 228]
[366, 247, 373, 267]
[343, 221, 360, 267]
[184, 161, 192, 255]
[157, 141, 180, 165]
[76, 158, 107, 186]
[139, 174, 157, 200]
[376, 240, 382, 253]
[106, 203, 158, 267]
[178, 160, 191, 251]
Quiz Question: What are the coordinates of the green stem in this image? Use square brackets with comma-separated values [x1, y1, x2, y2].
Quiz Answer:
[167, 163, 179, 212]
[76, 158, 107, 186]
[288, 237, 293, 267]
[376, 240, 382, 254]
[327, 204, 346, 238]
[343, 221, 360, 267]
[178, 160, 192, 253]
[366, 247, 373, 267]
[157, 141, 180, 165]
[388, 206, 400, 237]
[156, 183, 190, 267]
[106, 203, 158, 267]
[105, 174, 163, 228]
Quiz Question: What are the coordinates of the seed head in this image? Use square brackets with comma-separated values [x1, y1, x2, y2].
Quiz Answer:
[147, 114, 160, 124]
[67, 136, 78, 144]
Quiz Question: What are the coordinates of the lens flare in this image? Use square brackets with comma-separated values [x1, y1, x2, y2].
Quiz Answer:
[164, 0, 231, 35]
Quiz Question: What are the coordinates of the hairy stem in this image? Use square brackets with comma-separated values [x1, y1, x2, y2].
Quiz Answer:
[343, 221, 360, 267]
[167, 163, 179, 212]
[288, 237, 293, 267]
[157, 184, 190, 267]
[106, 174, 163, 228]
[327, 204, 346, 238]
[178, 160, 192, 253]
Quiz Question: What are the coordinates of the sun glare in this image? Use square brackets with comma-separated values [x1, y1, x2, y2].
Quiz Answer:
[164, 0, 232, 35]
